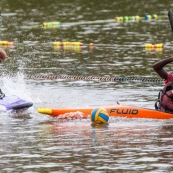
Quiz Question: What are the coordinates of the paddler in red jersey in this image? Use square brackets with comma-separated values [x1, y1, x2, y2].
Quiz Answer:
[153, 57, 173, 113]
[0, 48, 8, 98]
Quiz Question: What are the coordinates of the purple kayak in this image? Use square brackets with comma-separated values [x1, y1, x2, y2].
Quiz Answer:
[0, 95, 33, 111]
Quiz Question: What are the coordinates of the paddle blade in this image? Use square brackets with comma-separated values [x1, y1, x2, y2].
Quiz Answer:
[168, 10, 173, 31]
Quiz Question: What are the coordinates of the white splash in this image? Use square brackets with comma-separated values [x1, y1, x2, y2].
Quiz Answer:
[1, 73, 32, 101]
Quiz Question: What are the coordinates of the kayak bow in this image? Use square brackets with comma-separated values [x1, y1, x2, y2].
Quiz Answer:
[0, 95, 33, 111]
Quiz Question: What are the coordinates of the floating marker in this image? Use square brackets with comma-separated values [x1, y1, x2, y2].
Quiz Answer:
[115, 14, 162, 22]
[42, 21, 60, 27]
[115, 16, 140, 22]
[0, 41, 14, 46]
[145, 15, 152, 20]
[53, 45, 82, 53]
[145, 14, 158, 20]
[115, 16, 123, 21]
[53, 42, 84, 46]
[145, 44, 163, 48]
[89, 43, 94, 46]
[152, 14, 158, 19]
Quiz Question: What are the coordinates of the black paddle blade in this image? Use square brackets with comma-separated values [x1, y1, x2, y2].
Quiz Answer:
[168, 10, 173, 31]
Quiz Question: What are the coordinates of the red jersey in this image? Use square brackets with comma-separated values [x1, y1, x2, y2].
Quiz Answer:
[159, 72, 173, 112]
[164, 72, 173, 84]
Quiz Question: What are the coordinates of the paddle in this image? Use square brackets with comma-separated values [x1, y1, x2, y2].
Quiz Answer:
[0, 8, 1, 32]
[168, 10, 173, 31]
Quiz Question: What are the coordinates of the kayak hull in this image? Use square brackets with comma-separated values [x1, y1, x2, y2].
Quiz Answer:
[0, 95, 33, 111]
[38, 104, 173, 119]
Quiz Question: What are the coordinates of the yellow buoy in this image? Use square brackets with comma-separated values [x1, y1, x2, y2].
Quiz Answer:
[145, 43, 163, 48]
[0, 41, 14, 45]
[53, 42, 84, 47]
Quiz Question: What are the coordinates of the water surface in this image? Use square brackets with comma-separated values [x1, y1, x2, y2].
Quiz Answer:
[0, 0, 173, 172]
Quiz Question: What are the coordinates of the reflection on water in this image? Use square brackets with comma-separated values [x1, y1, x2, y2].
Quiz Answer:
[33, 119, 172, 172]
[53, 45, 84, 53]
[0, 0, 173, 172]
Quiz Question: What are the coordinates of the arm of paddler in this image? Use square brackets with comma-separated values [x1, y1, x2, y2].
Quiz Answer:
[0, 48, 8, 98]
[0, 48, 8, 63]
[153, 57, 173, 80]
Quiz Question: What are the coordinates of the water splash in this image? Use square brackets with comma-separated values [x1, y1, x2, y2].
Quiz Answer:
[1, 73, 32, 101]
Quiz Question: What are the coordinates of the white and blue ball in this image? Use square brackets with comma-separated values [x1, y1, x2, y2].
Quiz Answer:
[91, 108, 109, 124]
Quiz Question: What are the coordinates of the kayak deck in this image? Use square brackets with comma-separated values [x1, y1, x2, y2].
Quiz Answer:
[38, 104, 173, 119]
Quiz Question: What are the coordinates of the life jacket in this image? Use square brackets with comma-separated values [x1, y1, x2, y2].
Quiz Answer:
[155, 81, 173, 113]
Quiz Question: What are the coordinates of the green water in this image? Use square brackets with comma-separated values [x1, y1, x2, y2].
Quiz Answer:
[0, 0, 173, 172]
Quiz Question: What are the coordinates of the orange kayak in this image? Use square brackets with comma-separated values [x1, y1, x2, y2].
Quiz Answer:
[38, 104, 173, 119]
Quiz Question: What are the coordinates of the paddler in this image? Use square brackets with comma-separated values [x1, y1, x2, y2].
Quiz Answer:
[0, 48, 8, 98]
[153, 57, 173, 113]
